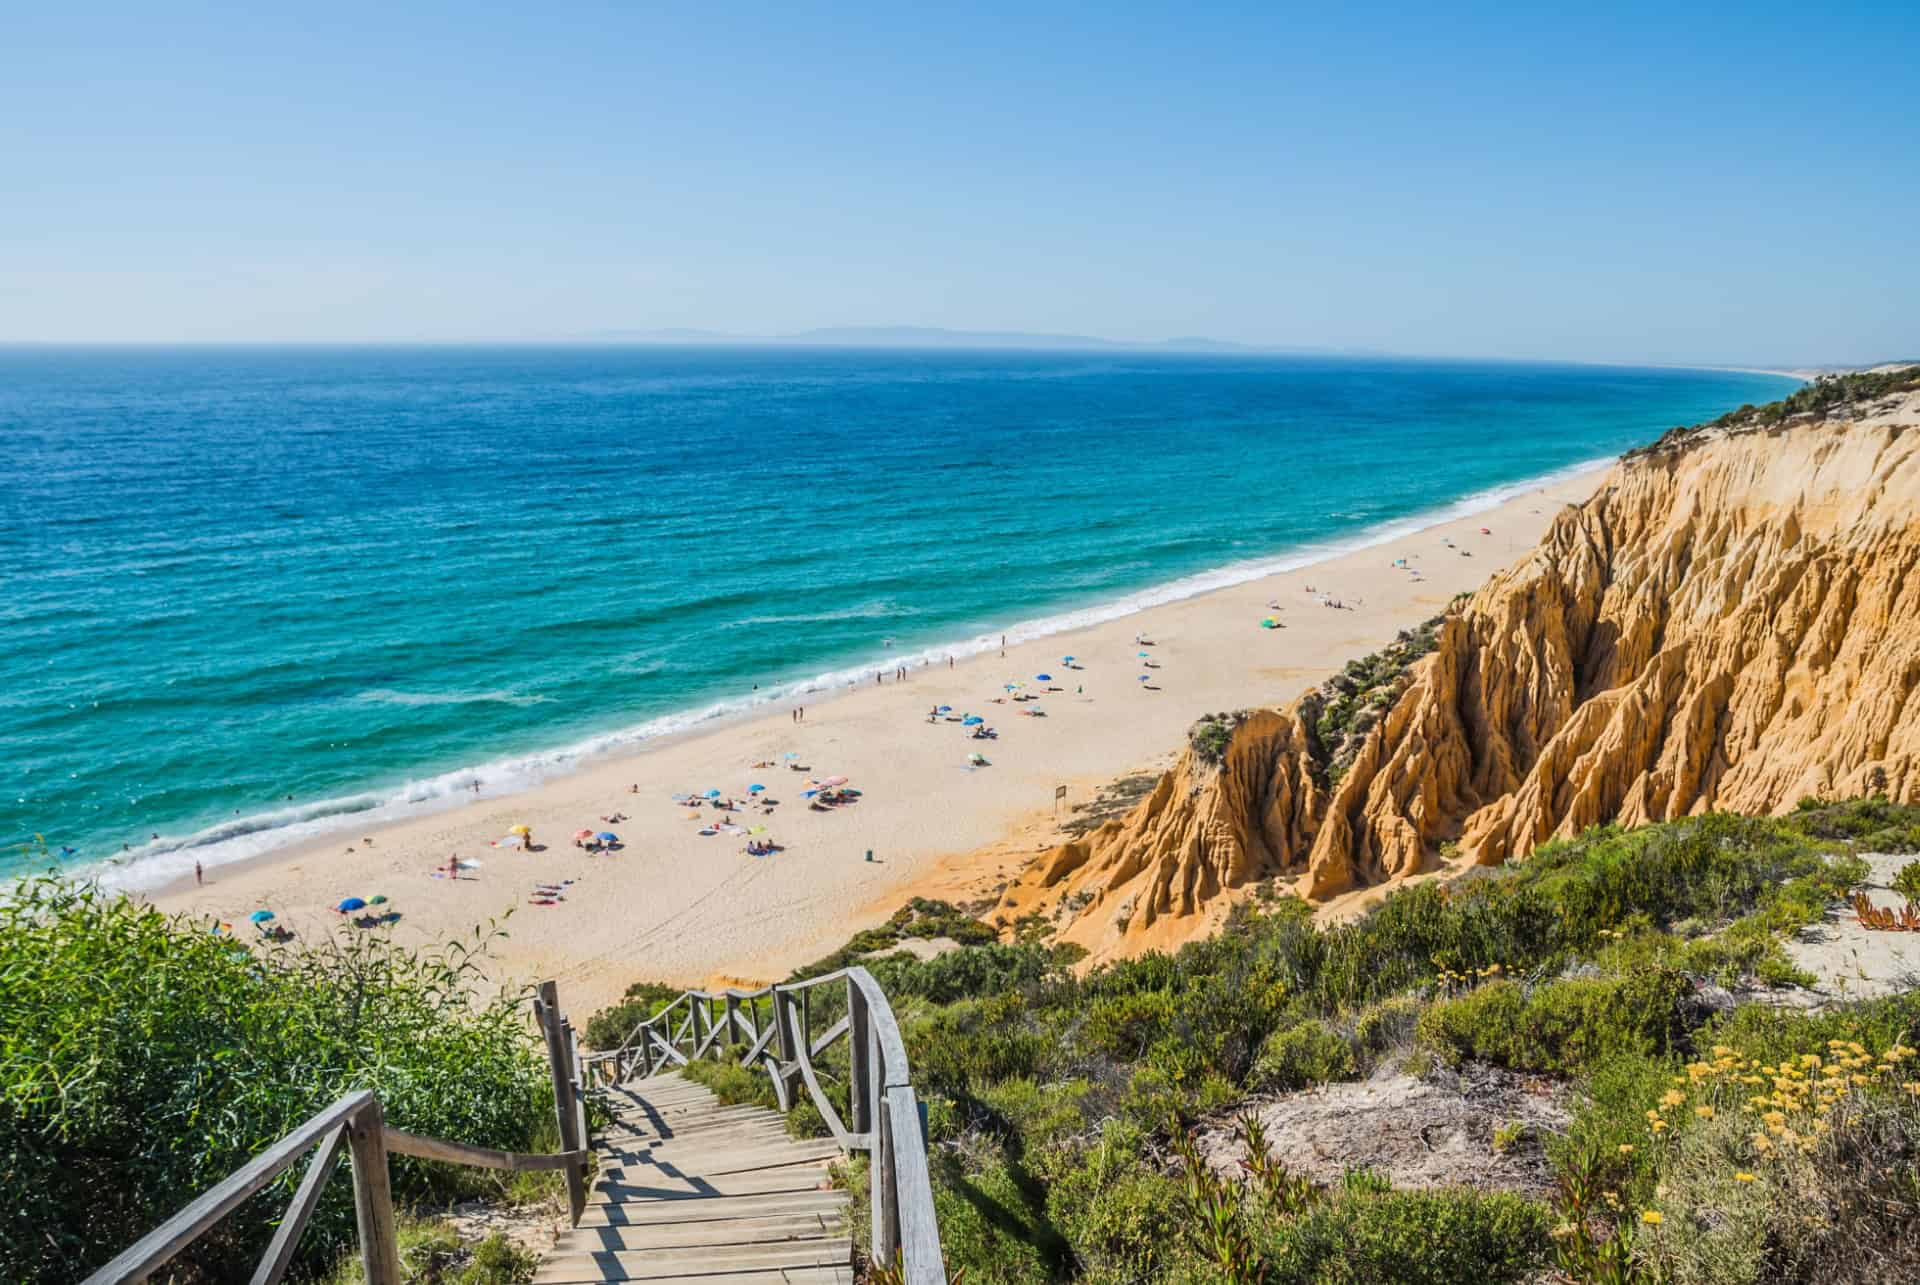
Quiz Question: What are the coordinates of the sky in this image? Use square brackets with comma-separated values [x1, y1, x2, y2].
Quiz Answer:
[2, 1, 1915, 364]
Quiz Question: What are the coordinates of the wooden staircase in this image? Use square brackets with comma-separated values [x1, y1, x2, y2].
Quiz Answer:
[532, 1072, 854, 1284]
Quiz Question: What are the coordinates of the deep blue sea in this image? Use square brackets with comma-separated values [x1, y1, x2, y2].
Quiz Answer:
[0, 346, 1795, 885]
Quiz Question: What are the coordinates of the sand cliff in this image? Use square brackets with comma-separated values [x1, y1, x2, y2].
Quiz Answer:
[1001, 378, 1920, 963]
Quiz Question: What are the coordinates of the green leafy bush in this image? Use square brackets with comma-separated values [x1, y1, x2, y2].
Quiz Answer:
[1, 878, 548, 1284]
[1416, 970, 1690, 1074]
[1252, 1020, 1356, 1091]
[1895, 860, 1920, 905]
[582, 979, 680, 1049]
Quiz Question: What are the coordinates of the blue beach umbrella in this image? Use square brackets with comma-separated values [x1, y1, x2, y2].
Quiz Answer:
[1062, 655, 1075, 663]
[747, 783, 765, 793]
[1137, 651, 1148, 658]
[336, 897, 367, 913]
[248, 909, 274, 924]
[962, 715, 984, 726]
[596, 831, 618, 843]
[1138, 674, 1150, 683]
[705, 789, 722, 799]
[936, 704, 951, 713]
[1035, 673, 1052, 682]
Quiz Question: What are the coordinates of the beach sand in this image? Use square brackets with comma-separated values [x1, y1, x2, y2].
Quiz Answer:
[148, 467, 1606, 1015]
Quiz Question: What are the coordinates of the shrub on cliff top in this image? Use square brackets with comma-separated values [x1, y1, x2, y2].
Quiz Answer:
[0, 877, 548, 1284]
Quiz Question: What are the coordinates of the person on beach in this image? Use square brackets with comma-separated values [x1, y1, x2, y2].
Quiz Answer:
[194, 860, 203, 887]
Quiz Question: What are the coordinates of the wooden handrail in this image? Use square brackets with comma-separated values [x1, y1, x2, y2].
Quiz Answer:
[598, 966, 947, 1283]
[86, 982, 598, 1285]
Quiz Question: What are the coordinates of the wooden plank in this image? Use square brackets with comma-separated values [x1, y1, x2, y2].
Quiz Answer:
[589, 1167, 840, 1203]
[81, 1091, 374, 1285]
[530, 1237, 851, 1281]
[552, 1212, 844, 1252]
[885, 1086, 943, 1285]
[535, 1264, 852, 1285]
[537, 982, 588, 1224]
[574, 1189, 848, 1228]
[600, 1140, 842, 1171]
[346, 1096, 403, 1285]
[248, 1123, 347, 1285]
[384, 1127, 587, 1172]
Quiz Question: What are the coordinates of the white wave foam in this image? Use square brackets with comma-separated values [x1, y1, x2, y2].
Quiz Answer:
[356, 688, 548, 707]
[89, 454, 1614, 893]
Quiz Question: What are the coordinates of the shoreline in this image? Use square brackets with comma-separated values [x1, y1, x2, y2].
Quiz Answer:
[143, 460, 1613, 1014]
[93, 452, 1616, 896]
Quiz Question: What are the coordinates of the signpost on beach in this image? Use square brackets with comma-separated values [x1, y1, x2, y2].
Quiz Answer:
[1054, 784, 1067, 813]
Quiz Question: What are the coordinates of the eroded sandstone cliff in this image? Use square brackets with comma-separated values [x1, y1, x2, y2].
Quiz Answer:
[1000, 376, 1920, 963]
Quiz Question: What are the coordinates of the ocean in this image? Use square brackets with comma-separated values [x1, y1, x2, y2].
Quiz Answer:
[0, 346, 1795, 885]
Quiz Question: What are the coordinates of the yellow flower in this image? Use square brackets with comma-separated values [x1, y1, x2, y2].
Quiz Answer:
[1652, 1120, 1668, 1132]
[1618, 1144, 1635, 1155]
[1735, 1172, 1755, 1182]
[1660, 1090, 1687, 1108]
[1752, 1133, 1773, 1152]
[1695, 1105, 1715, 1119]
[1641, 1211, 1664, 1226]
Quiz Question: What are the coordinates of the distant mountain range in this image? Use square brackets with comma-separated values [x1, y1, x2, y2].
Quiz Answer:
[575, 325, 1353, 354]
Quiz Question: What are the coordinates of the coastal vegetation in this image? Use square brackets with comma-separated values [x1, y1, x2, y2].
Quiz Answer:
[594, 801, 1920, 1282]
[1, 876, 555, 1283]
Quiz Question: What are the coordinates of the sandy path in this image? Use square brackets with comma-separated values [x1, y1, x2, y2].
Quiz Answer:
[149, 468, 1605, 1014]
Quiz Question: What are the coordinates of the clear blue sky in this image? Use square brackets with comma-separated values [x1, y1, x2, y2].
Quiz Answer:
[4, 1, 1914, 363]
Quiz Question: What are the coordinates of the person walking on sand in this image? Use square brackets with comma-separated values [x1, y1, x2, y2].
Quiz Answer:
[194, 860, 203, 887]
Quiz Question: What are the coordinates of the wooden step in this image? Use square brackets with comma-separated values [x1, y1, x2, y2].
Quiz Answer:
[542, 1070, 855, 1282]
[536, 1265, 850, 1285]
[530, 1238, 853, 1282]
[574, 1189, 849, 1228]
[553, 1211, 845, 1253]
[589, 1165, 840, 1204]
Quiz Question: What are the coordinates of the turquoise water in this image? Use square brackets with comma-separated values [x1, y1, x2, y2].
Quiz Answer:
[0, 347, 1795, 884]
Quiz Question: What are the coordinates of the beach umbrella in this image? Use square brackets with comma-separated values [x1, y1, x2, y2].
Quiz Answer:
[783, 752, 799, 760]
[1479, 526, 1490, 534]
[336, 897, 367, 913]
[368, 895, 388, 905]
[1035, 673, 1052, 681]
[705, 788, 722, 799]
[1063, 655, 1075, 663]
[1137, 651, 1148, 658]
[508, 824, 531, 836]
[596, 831, 618, 843]
[1138, 674, 1150, 682]
[936, 704, 951, 713]
[962, 715, 984, 726]
[749, 826, 768, 835]
[248, 909, 274, 924]
[747, 783, 765, 793]
[822, 775, 848, 786]
[574, 828, 595, 840]
[210, 922, 232, 935]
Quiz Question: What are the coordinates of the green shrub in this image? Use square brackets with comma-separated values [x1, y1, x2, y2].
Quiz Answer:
[1416, 971, 1689, 1074]
[582, 980, 680, 1049]
[1895, 860, 1920, 904]
[1275, 1187, 1551, 1283]
[1252, 1020, 1356, 1091]
[1, 878, 547, 1284]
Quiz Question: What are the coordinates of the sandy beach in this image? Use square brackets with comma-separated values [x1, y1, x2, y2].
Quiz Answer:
[148, 466, 1607, 1014]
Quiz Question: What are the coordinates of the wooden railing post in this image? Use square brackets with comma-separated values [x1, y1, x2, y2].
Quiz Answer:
[874, 1091, 899, 1269]
[848, 978, 872, 1137]
[562, 1018, 590, 1179]
[773, 985, 795, 1064]
[536, 981, 587, 1224]
[725, 993, 741, 1052]
[346, 1098, 401, 1285]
